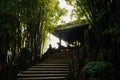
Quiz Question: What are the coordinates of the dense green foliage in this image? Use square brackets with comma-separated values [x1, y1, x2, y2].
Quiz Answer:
[0, 0, 67, 60]
[66, 0, 120, 47]
[82, 61, 115, 77]
[65, 0, 120, 79]
[66, 0, 120, 67]
[0, 0, 120, 79]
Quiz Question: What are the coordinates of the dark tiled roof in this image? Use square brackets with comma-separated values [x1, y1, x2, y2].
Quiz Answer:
[53, 23, 89, 43]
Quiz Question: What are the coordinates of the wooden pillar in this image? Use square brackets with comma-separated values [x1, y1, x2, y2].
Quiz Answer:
[59, 34, 62, 46]
[84, 29, 90, 59]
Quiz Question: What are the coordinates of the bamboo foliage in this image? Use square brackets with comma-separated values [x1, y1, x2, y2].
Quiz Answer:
[0, 0, 67, 62]
[66, 0, 120, 68]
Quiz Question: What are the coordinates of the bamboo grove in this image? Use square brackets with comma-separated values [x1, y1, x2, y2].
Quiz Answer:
[66, 0, 120, 69]
[0, 0, 67, 69]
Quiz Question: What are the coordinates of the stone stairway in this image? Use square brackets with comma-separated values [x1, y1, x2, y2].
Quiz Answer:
[17, 50, 72, 80]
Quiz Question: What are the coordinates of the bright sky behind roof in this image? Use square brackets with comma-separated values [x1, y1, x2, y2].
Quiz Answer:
[43, 0, 74, 53]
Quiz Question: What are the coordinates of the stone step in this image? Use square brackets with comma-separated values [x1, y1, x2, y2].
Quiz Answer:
[46, 57, 70, 59]
[43, 60, 69, 63]
[17, 51, 72, 80]
[32, 65, 69, 68]
[43, 59, 69, 61]
[38, 60, 69, 62]
[27, 67, 69, 71]
[36, 63, 69, 66]
[42, 61, 69, 64]
[17, 77, 65, 80]
[22, 71, 69, 74]
[17, 73, 67, 77]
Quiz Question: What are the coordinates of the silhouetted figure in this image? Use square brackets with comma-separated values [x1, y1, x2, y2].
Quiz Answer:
[49, 44, 52, 49]
[47, 44, 53, 53]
